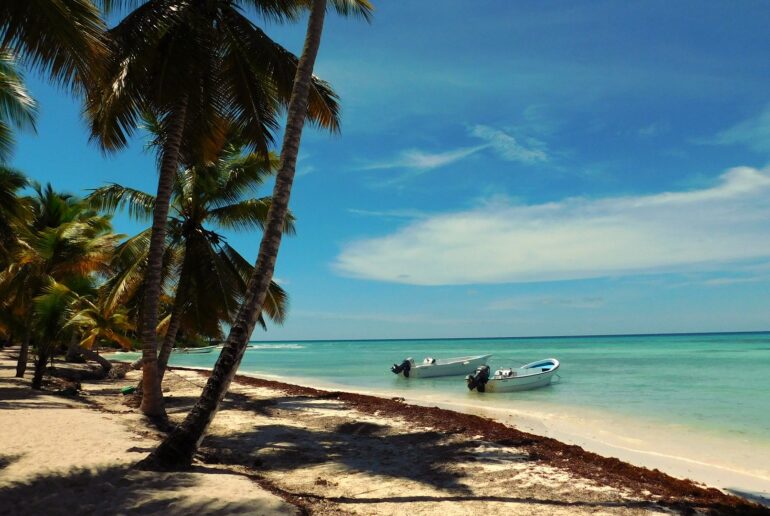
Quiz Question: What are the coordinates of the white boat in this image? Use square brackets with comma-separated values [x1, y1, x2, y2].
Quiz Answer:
[171, 345, 217, 354]
[467, 358, 560, 392]
[391, 354, 492, 378]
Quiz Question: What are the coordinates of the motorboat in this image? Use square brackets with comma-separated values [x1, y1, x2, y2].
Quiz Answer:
[391, 354, 492, 378]
[171, 345, 217, 354]
[466, 358, 559, 392]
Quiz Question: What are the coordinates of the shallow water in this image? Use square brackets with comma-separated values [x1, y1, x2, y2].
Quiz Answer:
[121, 332, 770, 449]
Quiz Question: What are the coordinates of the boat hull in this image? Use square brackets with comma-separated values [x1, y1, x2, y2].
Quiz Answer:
[483, 368, 557, 392]
[398, 355, 492, 378]
[477, 358, 560, 393]
[171, 345, 216, 354]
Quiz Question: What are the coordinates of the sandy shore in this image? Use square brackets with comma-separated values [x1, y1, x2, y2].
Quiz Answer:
[295, 379, 770, 503]
[170, 365, 770, 503]
[0, 350, 767, 515]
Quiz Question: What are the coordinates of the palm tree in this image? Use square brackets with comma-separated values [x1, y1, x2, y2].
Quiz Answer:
[0, 185, 117, 381]
[89, 0, 342, 418]
[89, 132, 292, 383]
[66, 295, 134, 374]
[138, 0, 372, 470]
[0, 52, 36, 162]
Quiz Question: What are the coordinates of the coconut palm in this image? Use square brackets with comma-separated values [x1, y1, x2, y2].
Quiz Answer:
[139, 0, 372, 470]
[0, 52, 36, 162]
[65, 295, 134, 373]
[88, 0, 342, 418]
[0, 185, 118, 382]
[68, 297, 134, 351]
[89, 133, 292, 383]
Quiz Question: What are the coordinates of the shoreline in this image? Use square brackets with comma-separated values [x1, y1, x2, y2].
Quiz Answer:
[2, 350, 768, 514]
[153, 362, 770, 505]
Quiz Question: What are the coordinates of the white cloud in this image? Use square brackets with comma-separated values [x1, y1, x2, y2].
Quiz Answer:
[362, 125, 547, 174]
[705, 104, 770, 153]
[363, 145, 486, 171]
[470, 125, 548, 163]
[333, 166, 770, 286]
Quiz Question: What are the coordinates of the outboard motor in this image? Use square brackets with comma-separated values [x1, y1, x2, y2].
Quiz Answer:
[391, 358, 413, 377]
[466, 365, 490, 392]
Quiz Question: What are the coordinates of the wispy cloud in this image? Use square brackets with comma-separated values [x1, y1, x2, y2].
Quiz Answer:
[470, 125, 548, 163]
[361, 125, 547, 174]
[362, 145, 486, 171]
[700, 104, 770, 153]
[334, 166, 770, 285]
[637, 122, 669, 138]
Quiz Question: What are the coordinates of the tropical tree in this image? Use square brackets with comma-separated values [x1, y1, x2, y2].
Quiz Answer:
[89, 132, 292, 384]
[0, 184, 118, 382]
[89, 0, 343, 419]
[139, 0, 372, 470]
[65, 295, 134, 373]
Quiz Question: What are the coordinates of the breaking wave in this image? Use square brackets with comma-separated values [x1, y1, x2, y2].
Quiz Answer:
[247, 343, 306, 350]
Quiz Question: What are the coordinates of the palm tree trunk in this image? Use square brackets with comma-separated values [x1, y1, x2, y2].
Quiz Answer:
[138, 93, 189, 419]
[31, 347, 49, 390]
[79, 346, 113, 375]
[15, 328, 30, 378]
[137, 0, 328, 470]
[157, 250, 192, 384]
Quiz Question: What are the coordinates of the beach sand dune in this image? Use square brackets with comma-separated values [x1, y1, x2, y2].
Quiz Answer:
[0, 351, 765, 515]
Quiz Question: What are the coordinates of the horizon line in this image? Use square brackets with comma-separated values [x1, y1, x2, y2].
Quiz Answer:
[249, 329, 770, 344]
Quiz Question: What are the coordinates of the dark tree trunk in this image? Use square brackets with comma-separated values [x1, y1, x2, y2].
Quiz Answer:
[66, 334, 85, 362]
[137, 0, 328, 470]
[157, 248, 192, 384]
[80, 346, 113, 375]
[15, 329, 30, 378]
[31, 349, 48, 390]
[138, 93, 189, 419]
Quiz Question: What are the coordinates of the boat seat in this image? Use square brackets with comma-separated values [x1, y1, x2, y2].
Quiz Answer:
[423, 357, 436, 364]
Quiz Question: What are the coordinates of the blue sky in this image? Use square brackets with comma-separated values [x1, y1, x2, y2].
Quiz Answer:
[10, 1, 770, 340]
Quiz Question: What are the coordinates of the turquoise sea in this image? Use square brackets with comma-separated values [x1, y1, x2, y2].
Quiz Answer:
[125, 332, 770, 448]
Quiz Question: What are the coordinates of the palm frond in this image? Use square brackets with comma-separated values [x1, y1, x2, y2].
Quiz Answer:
[0, 51, 37, 161]
[87, 183, 156, 221]
[0, 0, 107, 90]
[327, 0, 374, 21]
[209, 197, 295, 235]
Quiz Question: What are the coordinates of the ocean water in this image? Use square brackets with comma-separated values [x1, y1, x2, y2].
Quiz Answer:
[122, 332, 770, 448]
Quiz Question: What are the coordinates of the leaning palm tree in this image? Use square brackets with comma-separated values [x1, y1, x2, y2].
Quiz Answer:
[139, 0, 373, 470]
[89, 0, 342, 418]
[89, 132, 292, 383]
[66, 295, 134, 374]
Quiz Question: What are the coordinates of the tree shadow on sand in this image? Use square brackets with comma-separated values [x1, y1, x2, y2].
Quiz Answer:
[202, 414, 531, 496]
[0, 465, 288, 515]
